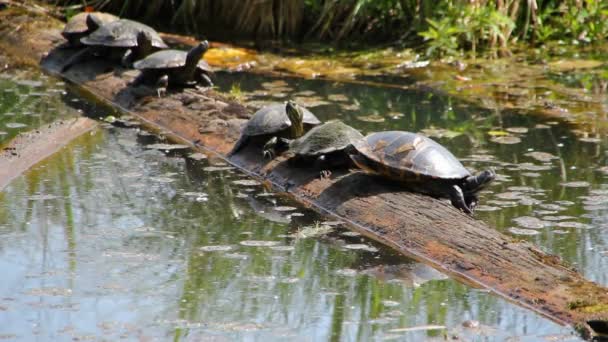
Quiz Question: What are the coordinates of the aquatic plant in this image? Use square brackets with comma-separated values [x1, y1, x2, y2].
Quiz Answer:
[47, 0, 608, 57]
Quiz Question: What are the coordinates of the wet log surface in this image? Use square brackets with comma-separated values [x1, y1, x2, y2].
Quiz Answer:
[0, 117, 98, 191]
[1, 6, 607, 339]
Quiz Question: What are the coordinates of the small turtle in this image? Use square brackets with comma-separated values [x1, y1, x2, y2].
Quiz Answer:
[132, 41, 213, 92]
[228, 101, 321, 157]
[263, 120, 363, 172]
[349, 131, 495, 214]
[61, 12, 118, 48]
[61, 18, 167, 72]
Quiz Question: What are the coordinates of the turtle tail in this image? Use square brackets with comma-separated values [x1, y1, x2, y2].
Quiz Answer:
[462, 169, 496, 193]
[228, 135, 248, 157]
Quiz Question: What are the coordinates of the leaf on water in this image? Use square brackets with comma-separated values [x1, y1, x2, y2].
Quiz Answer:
[490, 136, 521, 144]
[560, 181, 590, 188]
[474, 205, 500, 212]
[524, 151, 558, 162]
[548, 59, 604, 72]
[232, 179, 261, 186]
[555, 221, 592, 229]
[420, 127, 462, 139]
[293, 224, 333, 238]
[274, 206, 297, 212]
[203, 166, 235, 172]
[357, 114, 385, 123]
[199, 245, 233, 252]
[506, 127, 528, 134]
[187, 152, 207, 161]
[389, 325, 446, 333]
[508, 227, 541, 236]
[239, 240, 280, 247]
[335, 268, 358, 277]
[343, 244, 378, 253]
[5, 122, 27, 128]
[327, 94, 349, 102]
[269, 245, 295, 252]
[487, 130, 509, 136]
[513, 216, 547, 229]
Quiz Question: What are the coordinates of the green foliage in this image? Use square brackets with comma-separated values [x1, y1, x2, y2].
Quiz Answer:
[419, 18, 462, 58]
[50, 0, 608, 58]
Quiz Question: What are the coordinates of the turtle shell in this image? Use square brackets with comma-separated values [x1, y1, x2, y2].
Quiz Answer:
[243, 103, 321, 137]
[352, 131, 470, 180]
[81, 19, 167, 49]
[290, 120, 363, 156]
[133, 49, 211, 71]
[62, 12, 118, 39]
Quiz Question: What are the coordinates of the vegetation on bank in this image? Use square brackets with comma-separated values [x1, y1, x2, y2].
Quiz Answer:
[50, 0, 608, 58]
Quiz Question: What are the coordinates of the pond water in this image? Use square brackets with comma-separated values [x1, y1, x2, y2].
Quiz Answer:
[0, 61, 604, 341]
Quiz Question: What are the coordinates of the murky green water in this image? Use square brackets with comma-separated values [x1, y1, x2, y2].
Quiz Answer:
[1, 62, 603, 340]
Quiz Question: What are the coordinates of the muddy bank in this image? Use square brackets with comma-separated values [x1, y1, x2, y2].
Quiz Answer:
[0, 4, 607, 339]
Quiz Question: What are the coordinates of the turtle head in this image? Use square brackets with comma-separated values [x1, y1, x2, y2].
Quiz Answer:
[85, 13, 103, 32]
[286, 100, 304, 138]
[185, 40, 210, 74]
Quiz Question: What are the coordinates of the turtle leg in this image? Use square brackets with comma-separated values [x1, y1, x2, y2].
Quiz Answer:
[155, 75, 169, 98]
[199, 73, 213, 87]
[121, 49, 133, 67]
[61, 47, 93, 72]
[262, 137, 278, 159]
[448, 185, 473, 214]
[262, 137, 290, 159]
[314, 155, 332, 179]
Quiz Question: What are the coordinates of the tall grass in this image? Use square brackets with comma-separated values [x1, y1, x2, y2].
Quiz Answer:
[50, 0, 608, 57]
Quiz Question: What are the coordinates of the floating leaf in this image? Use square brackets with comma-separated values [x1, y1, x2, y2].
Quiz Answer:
[487, 130, 509, 136]
[357, 114, 385, 123]
[513, 216, 547, 229]
[240, 240, 280, 247]
[491, 136, 521, 144]
[524, 151, 558, 162]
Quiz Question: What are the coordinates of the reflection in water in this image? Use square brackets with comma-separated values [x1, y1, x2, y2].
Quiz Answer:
[217, 71, 608, 286]
[0, 64, 597, 341]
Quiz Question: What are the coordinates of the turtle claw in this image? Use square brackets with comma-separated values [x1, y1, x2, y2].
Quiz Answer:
[319, 170, 332, 179]
[263, 150, 274, 160]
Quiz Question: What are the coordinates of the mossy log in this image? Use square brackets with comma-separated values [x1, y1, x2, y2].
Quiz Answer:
[0, 5, 607, 339]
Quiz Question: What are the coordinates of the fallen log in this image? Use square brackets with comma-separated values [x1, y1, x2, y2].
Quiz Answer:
[1, 6, 607, 339]
[0, 117, 98, 190]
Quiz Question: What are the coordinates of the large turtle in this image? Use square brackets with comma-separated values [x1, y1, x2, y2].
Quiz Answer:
[228, 101, 321, 157]
[61, 12, 118, 48]
[132, 41, 213, 91]
[61, 18, 167, 72]
[263, 120, 363, 172]
[349, 131, 495, 214]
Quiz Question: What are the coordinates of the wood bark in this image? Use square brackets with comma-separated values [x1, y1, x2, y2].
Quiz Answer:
[1, 6, 607, 339]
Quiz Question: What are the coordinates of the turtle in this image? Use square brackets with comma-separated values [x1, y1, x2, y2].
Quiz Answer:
[61, 12, 118, 48]
[61, 18, 167, 72]
[263, 120, 363, 173]
[228, 101, 321, 157]
[132, 40, 213, 92]
[348, 131, 495, 214]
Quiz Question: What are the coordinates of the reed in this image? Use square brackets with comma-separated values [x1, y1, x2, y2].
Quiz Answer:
[48, 0, 608, 57]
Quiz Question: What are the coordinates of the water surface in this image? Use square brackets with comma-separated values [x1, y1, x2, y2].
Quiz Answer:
[0, 63, 601, 341]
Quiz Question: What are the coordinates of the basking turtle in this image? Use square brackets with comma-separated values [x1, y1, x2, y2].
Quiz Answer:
[349, 131, 495, 214]
[228, 101, 321, 157]
[263, 120, 363, 172]
[132, 41, 213, 91]
[61, 12, 118, 48]
[61, 18, 167, 72]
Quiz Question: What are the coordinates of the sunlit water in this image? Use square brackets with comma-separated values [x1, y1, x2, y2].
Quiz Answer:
[0, 63, 602, 340]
